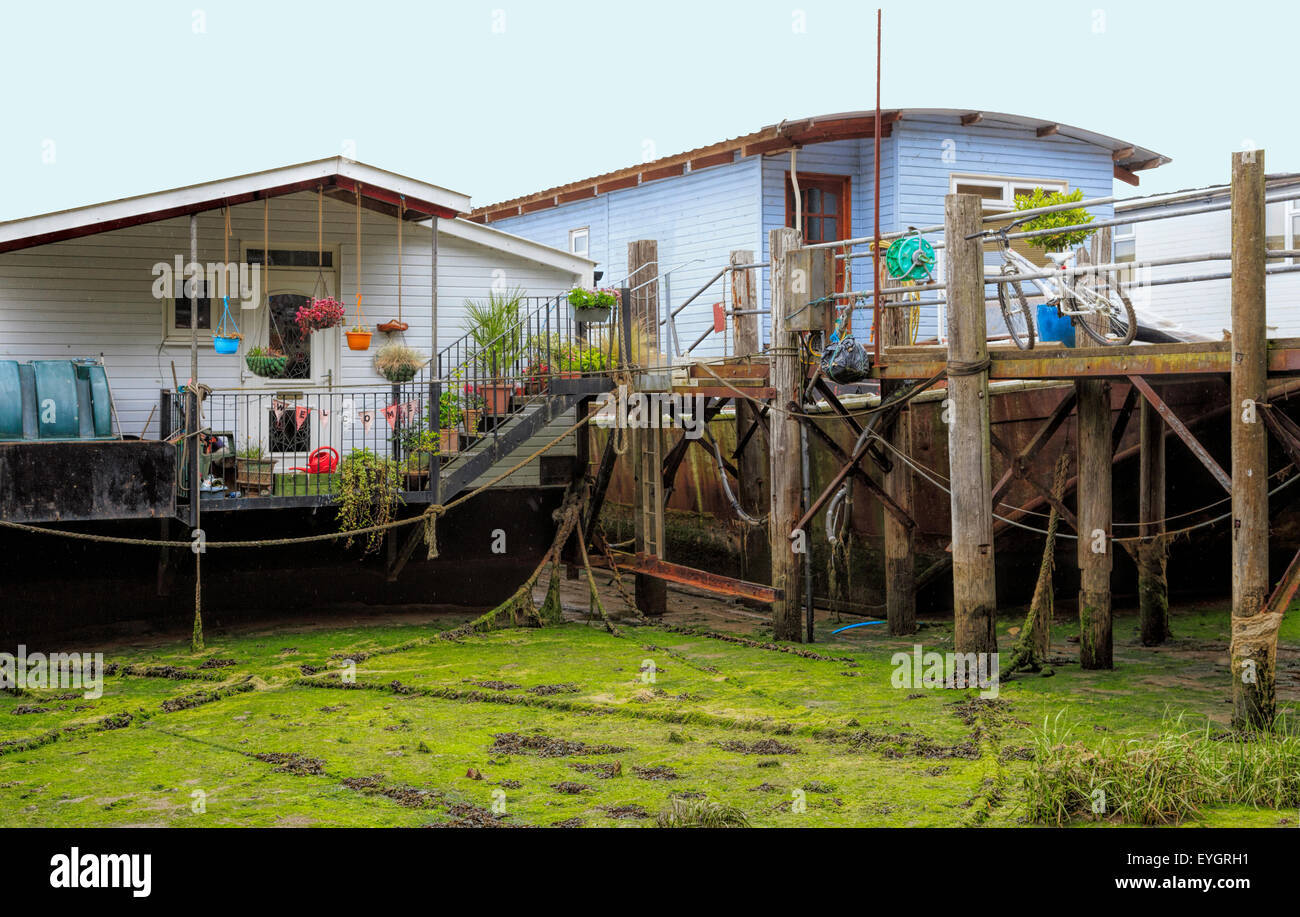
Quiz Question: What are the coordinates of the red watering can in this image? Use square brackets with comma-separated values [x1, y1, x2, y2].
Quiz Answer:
[290, 446, 339, 474]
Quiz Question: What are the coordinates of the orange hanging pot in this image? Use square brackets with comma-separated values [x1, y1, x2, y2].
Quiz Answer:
[346, 327, 372, 351]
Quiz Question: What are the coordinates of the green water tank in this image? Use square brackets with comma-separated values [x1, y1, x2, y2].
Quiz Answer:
[0, 359, 118, 441]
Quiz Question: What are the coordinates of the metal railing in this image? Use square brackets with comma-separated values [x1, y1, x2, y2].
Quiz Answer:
[167, 383, 451, 502]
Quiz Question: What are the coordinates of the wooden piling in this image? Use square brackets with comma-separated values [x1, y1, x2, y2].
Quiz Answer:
[1138, 396, 1170, 645]
[943, 194, 997, 655]
[1229, 149, 1276, 728]
[730, 250, 769, 582]
[628, 240, 668, 616]
[879, 264, 916, 636]
[1076, 377, 1113, 669]
[769, 227, 804, 642]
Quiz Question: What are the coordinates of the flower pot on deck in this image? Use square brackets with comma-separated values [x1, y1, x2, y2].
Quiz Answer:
[234, 457, 276, 494]
[480, 383, 513, 415]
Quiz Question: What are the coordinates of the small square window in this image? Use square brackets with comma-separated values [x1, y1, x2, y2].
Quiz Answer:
[569, 228, 590, 257]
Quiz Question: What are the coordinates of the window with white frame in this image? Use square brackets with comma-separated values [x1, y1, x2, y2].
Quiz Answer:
[569, 227, 589, 257]
[163, 278, 217, 345]
[951, 174, 1071, 267]
[1114, 225, 1136, 264]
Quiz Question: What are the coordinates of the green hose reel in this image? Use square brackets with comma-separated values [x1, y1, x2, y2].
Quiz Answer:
[885, 232, 936, 282]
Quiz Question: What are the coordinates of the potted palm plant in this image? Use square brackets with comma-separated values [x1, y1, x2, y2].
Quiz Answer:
[465, 288, 524, 415]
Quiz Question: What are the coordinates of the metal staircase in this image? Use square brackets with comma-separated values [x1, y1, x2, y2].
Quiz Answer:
[423, 292, 622, 502]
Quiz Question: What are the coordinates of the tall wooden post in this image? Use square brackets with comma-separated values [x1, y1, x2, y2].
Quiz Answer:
[1229, 149, 1275, 728]
[769, 227, 803, 642]
[944, 194, 997, 655]
[880, 264, 916, 635]
[1076, 377, 1113, 669]
[730, 250, 769, 581]
[628, 240, 667, 616]
[1138, 396, 1170, 645]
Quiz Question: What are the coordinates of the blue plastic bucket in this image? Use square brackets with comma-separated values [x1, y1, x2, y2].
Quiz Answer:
[1036, 304, 1075, 347]
[213, 335, 240, 354]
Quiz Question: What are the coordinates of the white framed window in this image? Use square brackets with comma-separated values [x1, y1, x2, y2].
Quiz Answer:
[950, 173, 1069, 212]
[1114, 225, 1136, 264]
[951, 173, 1070, 268]
[568, 227, 589, 257]
[162, 278, 217, 346]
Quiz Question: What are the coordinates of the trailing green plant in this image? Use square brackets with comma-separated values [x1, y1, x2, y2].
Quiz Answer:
[1024, 711, 1300, 825]
[567, 287, 619, 310]
[655, 797, 750, 828]
[334, 448, 404, 554]
[464, 287, 525, 380]
[1014, 187, 1096, 251]
[554, 340, 608, 374]
[373, 343, 426, 383]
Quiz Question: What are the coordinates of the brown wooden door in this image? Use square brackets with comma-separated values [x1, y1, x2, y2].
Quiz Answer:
[786, 172, 851, 334]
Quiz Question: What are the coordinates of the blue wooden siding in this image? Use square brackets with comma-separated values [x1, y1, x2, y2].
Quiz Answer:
[492, 113, 1122, 352]
[492, 156, 761, 357]
[758, 137, 894, 344]
[893, 114, 1116, 340]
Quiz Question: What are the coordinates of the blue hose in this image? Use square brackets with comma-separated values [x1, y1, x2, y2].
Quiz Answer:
[830, 621, 886, 635]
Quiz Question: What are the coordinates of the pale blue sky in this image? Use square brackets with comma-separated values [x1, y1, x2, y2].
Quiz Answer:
[1, 0, 1295, 221]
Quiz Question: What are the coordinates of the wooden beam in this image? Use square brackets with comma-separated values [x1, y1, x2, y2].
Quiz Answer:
[1127, 375, 1232, 492]
[945, 192, 998, 656]
[769, 227, 804, 641]
[1111, 146, 1136, 162]
[961, 112, 983, 126]
[1138, 396, 1170, 645]
[880, 271, 917, 636]
[1131, 157, 1164, 172]
[1077, 378, 1114, 669]
[730, 250, 768, 583]
[877, 338, 1300, 380]
[1036, 123, 1060, 137]
[690, 150, 736, 171]
[1229, 148, 1275, 728]
[1114, 165, 1140, 187]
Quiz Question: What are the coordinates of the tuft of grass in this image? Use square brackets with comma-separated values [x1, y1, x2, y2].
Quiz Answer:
[655, 797, 750, 828]
[1025, 711, 1300, 825]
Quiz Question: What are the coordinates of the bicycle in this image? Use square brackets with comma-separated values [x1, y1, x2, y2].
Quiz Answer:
[993, 226, 1137, 349]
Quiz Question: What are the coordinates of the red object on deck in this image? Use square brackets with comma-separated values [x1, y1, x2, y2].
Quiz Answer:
[290, 446, 339, 474]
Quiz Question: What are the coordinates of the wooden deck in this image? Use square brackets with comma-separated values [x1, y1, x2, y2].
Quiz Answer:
[875, 337, 1300, 380]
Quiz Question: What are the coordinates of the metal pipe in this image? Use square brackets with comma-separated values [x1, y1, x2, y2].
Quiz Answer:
[841, 249, 1237, 299]
[975, 190, 1300, 243]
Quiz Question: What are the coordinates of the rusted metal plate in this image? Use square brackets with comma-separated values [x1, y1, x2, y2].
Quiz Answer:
[599, 552, 781, 603]
[874, 338, 1300, 380]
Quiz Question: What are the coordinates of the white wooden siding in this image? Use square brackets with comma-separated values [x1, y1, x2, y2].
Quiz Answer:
[0, 191, 581, 440]
[1126, 201, 1300, 338]
[491, 157, 763, 359]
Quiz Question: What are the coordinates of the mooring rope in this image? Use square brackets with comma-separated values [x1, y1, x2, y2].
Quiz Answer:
[0, 410, 597, 550]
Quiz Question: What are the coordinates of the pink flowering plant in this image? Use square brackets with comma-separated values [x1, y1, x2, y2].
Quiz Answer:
[295, 297, 347, 334]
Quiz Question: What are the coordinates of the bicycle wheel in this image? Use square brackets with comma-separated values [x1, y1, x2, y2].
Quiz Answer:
[1070, 285, 1137, 346]
[996, 265, 1036, 350]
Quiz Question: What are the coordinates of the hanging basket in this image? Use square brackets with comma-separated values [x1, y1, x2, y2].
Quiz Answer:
[377, 319, 409, 334]
[296, 297, 347, 335]
[245, 352, 287, 377]
[213, 334, 241, 355]
[346, 328, 373, 351]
